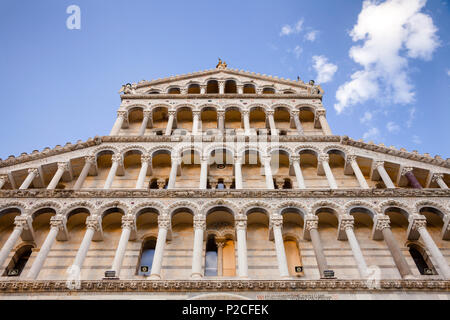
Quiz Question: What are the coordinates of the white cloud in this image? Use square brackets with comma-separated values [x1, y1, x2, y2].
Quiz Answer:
[386, 121, 400, 133]
[280, 19, 304, 36]
[305, 30, 318, 42]
[312, 55, 338, 83]
[363, 127, 380, 140]
[406, 107, 416, 127]
[293, 45, 303, 59]
[334, 0, 440, 114]
[412, 135, 422, 144]
[360, 111, 373, 123]
[447, 69, 450, 76]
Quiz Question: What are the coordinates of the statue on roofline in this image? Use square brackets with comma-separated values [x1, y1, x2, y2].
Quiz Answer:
[216, 58, 227, 69]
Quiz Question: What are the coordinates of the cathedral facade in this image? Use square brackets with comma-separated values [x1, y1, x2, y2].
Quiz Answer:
[0, 62, 449, 299]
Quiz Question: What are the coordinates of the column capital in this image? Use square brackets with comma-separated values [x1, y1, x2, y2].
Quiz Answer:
[339, 217, 354, 231]
[235, 215, 248, 230]
[305, 217, 319, 231]
[143, 110, 152, 118]
[85, 155, 96, 164]
[218, 79, 226, 86]
[121, 214, 135, 229]
[201, 155, 209, 163]
[14, 215, 31, 230]
[319, 154, 329, 163]
[217, 109, 225, 117]
[290, 110, 299, 116]
[374, 160, 385, 169]
[410, 215, 427, 231]
[241, 109, 249, 116]
[315, 109, 326, 121]
[27, 168, 39, 177]
[171, 156, 181, 165]
[290, 155, 300, 162]
[57, 162, 70, 171]
[215, 237, 226, 248]
[0, 174, 9, 184]
[209, 177, 218, 189]
[270, 215, 283, 229]
[266, 110, 275, 116]
[192, 110, 201, 116]
[193, 216, 206, 230]
[111, 154, 123, 165]
[256, 88, 263, 94]
[401, 167, 414, 176]
[375, 216, 391, 231]
[346, 154, 357, 164]
[158, 216, 171, 230]
[86, 215, 101, 231]
[431, 173, 444, 183]
[50, 215, 66, 230]
[234, 156, 243, 164]
[141, 154, 152, 164]
[117, 110, 127, 118]
[168, 110, 176, 116]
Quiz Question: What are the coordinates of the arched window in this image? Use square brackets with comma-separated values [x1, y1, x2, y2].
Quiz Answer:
[408, 244, 436, 275]
[262, 87, 275, 94]
[137, 239, 156, 276]
[168, 87, 181, 94]
[3, 245, 33, 277]
[205, 237, 218, 276]
[206, 80, 219, 94]
[188, 84, 200, 94]
[243, 84, 256, 94]
[224, 80, 237, 94]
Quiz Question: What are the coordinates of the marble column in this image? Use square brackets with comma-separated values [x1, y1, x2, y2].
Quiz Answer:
[19, 168, 39, 190]
[0, 175, 8, 189]
[73, 156, 95, 190]
[0, 216, 30, 269]
[305, 217, 329, 278]
[315, 110, 332, 135]
[165, 110, 175, 136]
[340, 216, 369, 278]
[138, 110, 151, 136]
[319, 154, 338, 189]
[266, 110, 278, 136]
[191, 216, 206, 279]
[200, 85, 206, 94]
[110, 111, 127, 136]
[103, 154, 122, 189]
[402, 167, 422, 189]
[167, 157, 179, 189]
[136, 155, 151, 189]
[70, 216, 100, 273]
[234, 157, 243, 189]
[347, 155, 370, 189]
[263, 156, 275, 189]
[218, 80, 225, 94]
[47, 162, 69, 190]
[217, 110, 225, 134]
[150, 216, 170, 279]
[432, 173, 448, 189]
[237, 84, 244, 94]
[411, 217, 450, 279]
[375, 216, 413, 279]
[374, 161, 395, 189]
[242, 110, 251, 135]
[235, 216, 249, 278]
[291, 155, 306, 189]
[291, 110, 304, 135]
[110, 215, 135, 278]
[199, 157, 208, 189]
[215, 238, 225, 277]
[192, 110, 200, 135]
[27, 215, 66, 280]
[271, 215, 290, 278]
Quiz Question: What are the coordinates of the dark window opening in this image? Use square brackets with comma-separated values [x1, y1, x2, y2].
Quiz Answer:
[3, 245, 33, 277]
[205, 237, 218, 276]
[138, 239, 156, 276]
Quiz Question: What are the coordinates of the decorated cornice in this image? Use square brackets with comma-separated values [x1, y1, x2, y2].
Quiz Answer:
[0, 137, 102, 169]
[0, 279, 448, 293]
[134, 68, 310, 90]
[340, 136, 450, 168]
[0, 188, 448, 199]
[121, 93, 322, 100]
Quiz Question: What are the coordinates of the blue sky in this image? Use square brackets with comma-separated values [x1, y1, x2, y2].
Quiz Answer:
[0, 0, 449, 159]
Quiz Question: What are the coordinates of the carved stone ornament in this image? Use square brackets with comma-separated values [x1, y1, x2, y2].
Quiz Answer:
[121, 214, 135, 229]
[193, 216, 206, 230]
[85, 216, 100, 231]
[339, 218, 354, 231]
[305, 219, 318, 231]
[50, 215, 66, 230]
[375, 217, 391, 231]
[14, 215, 30, 230]
[158, 216, 171, 230]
